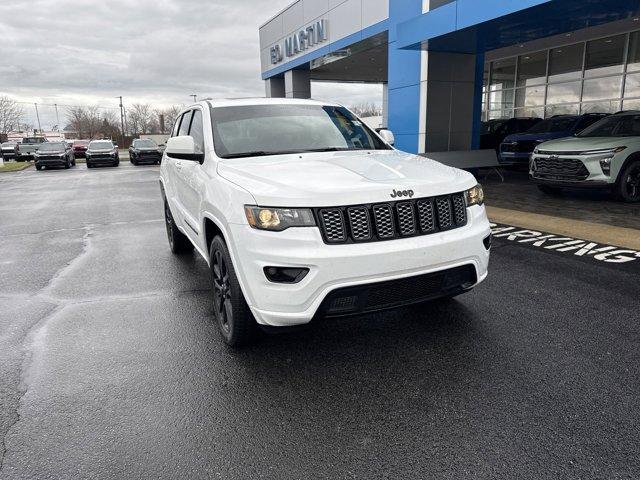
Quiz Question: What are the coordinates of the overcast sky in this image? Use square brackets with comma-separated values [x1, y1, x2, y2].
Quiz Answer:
[0, 0, 381, 130]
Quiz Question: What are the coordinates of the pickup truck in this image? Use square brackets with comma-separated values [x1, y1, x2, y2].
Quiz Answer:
[17, 137, 48, 161]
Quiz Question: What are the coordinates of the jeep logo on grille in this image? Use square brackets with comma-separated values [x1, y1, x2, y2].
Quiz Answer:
[390, 189, 414, 198]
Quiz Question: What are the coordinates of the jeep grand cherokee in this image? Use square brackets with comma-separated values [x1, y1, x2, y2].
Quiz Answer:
[160, 99, 491, 346]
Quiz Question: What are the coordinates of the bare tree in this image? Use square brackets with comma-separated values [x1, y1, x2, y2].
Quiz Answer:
[349, 102, 382, 118]
[127, 103, 154, 136]
[65, 106, 104, 139]
[157, 105, 182, 134]
[0, 96, 25, 134]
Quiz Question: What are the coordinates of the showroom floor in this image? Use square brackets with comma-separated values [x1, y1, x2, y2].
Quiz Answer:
[0, 164, 638, 479]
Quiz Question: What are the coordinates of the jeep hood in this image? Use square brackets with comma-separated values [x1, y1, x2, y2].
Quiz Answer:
[217, 150, 476, 206]
[538, 136, 631, 152]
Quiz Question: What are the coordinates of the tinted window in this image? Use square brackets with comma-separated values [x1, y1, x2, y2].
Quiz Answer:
[585, 35, 625, 77]
[133, 139, 157, 148]
[171, 117, 181, 137]
[189, 110, 205, 154]
[89, 141, 114, 149]
[38, 142, 66, 151]
[574, 115, 606, 132]
[490, 58, 516, 90]
[526, 116, 578, 134]
[548, 43, 584, 83]
[628, 31, 640, 72]
[178, 111, 193, 136]
[211, 104, 390, 158]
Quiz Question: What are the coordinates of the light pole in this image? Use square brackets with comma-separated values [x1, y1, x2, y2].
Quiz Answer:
[34, 103, 42, 134]
[190, 94, 197, 103]
[116, 96, 125, 146]
[54, 103, 60, 131]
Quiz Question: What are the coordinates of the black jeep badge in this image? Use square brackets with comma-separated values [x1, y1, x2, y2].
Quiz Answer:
[390, 189, 414, 199]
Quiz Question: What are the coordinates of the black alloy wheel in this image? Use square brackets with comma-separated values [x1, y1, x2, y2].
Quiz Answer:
[617, 159, 640, 203]
[209, 236, 257, 347]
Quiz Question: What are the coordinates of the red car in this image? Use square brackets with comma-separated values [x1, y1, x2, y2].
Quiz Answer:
[72, 140, 90, 158]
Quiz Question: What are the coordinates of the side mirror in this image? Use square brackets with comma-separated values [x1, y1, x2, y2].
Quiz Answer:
[165, 136, 203, 162]
[378, 129, 395, 146]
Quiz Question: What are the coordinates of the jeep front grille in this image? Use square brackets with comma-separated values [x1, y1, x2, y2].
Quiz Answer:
[316, 193, 468, 244]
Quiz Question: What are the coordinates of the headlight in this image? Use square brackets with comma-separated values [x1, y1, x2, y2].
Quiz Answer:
[581, 146, 626, 155]
[244, 206, 316, 231]
[465, 184, 484, 207]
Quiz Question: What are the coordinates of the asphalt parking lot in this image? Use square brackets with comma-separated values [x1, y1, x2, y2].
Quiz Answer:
[0, 164, 639, 479]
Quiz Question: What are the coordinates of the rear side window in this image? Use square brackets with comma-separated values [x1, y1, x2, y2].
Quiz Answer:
[178, 111, 193, 136]
[575, 116, 605, 132]
[189, 110, 205, 154]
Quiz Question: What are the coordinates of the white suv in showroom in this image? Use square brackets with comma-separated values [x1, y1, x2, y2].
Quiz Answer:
[160, 99, 491, 346]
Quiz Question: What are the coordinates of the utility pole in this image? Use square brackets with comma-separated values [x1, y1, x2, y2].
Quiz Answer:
[190, 94, 197, 103]
[34, 103, 42, 134]
[117, 96, 125, 146]
[54, 103, 60, 131]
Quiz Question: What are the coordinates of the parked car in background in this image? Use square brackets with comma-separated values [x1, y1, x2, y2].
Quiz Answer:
[500, 113, 608, 166]
[1, 141, 20, 160]
[72, 140, 90, 158]
[129, 138, 163, 165]
[34, 142, 76, 170]
[531, 111, 640, 202]
[480, 117, 542, 151]
[17, 137, 48, 161]
[86, 140, 119, 168]
[160, 99, 491, 346]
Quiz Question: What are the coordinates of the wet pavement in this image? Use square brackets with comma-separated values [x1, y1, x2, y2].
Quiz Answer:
[0, 164, 639, 479]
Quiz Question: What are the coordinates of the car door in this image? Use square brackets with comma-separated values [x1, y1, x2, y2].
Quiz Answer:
[178, 108, 206, 239]
[165, 110, 193, 228]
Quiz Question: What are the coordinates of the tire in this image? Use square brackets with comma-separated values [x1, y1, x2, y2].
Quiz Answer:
[615, 158, 640, 203]
[164, 200, 194, 254]
[132, 160, 138, 166]
[35, 165, 42, 171]
[209, 235, 257, 347]
[64, 160, 70, 169]
[537, 184, 562, 195]
[87, 163, 93, 168]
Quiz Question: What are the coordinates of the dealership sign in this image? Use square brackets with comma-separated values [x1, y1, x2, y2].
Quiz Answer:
[270, 20, 328, 64]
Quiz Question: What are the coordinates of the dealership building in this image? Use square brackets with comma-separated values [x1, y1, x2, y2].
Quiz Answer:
[259, 0, 640, 155]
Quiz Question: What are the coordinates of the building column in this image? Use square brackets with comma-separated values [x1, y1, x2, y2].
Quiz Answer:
[265, 77, 285, 98]
[382, 83, 389, 128]
[284, 70, 311, 99]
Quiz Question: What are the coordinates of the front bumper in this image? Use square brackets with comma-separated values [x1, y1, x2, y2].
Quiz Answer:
[87, 155, 118, 165]
[35, 158, 67, 167]
[530, 151, 617, 188]
[499, 151, 531, 165]
[227, 205, 491, 327]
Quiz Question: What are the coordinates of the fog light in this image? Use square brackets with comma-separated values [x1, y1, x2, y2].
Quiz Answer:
[264, 266, 309, 284]
[600, 157, 612, 175]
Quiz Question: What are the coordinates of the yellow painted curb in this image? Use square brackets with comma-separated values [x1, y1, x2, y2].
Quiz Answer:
[486, 206, 640, 250]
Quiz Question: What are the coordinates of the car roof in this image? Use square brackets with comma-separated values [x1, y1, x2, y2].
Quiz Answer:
[199, 97, 342, 109]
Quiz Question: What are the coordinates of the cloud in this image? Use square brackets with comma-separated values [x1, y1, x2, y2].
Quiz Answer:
[0, 0, 382, 129]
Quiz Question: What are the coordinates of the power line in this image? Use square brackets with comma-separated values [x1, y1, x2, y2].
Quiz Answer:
[14, 100, 120, 111]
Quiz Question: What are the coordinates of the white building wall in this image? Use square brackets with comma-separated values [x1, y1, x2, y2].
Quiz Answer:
[259, 0, 389, 74]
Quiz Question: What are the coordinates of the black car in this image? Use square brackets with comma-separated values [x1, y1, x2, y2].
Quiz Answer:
[86, 140, 119, 168]
[129, 139, 163, 165]
[34, 142, 76, 170]
[1, 141, 19, 160]
[480, 117, 542, 151]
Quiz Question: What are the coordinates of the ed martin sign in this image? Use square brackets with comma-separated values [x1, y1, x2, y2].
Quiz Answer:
[270, 19, 328, 64]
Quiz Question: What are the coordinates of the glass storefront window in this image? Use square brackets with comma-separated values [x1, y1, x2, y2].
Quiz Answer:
[517, 51, 548, 87]
[548, 43, 584, 83]
[622, 98, 640, 110]
[581, 100, 620, 114]
[489, 110, 511, 120]
[582, 76, 623, 101]
[545, 104, 580, 117]
[546, 81, 582, 104]
[627, 32, 640, 72]
[624, 72, 640, 98]
[584, 35, 625, 78]
[515, 85, 546, 108]
[489, 89, 514, 111]
[514, 107, 544, 118]
[490, 57, 516, 90]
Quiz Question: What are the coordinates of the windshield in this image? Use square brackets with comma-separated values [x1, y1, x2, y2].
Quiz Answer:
[38, 142, 66, 151]
[578, 114, 640, 137]
[526, 117, 577, 134]
[22, 138, 46, 144]
[134, 139, 157, 148]
[211, 104, 391, 158]
[89, 141, 114, 149]
[1, 142, 16, 146]
[74, 140, 89, 146]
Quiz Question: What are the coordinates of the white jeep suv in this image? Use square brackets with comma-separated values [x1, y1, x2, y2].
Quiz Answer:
[160, 99, 491, 346]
